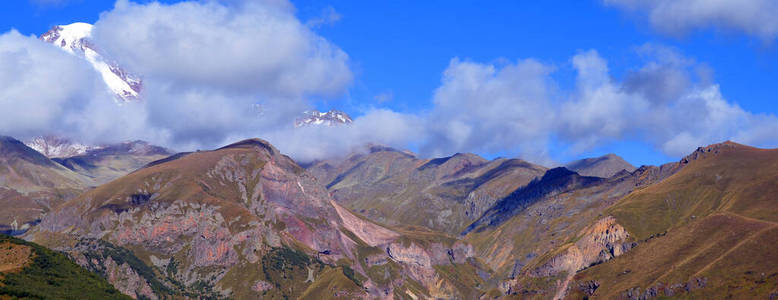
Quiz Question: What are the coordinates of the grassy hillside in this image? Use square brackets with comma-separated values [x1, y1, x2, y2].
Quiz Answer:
[0, 235, 130, 299]
[568, 142, 778, 298]
[608, 142, 778, 240]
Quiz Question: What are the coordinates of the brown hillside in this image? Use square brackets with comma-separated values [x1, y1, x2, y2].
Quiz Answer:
[567, 142, 778, 299]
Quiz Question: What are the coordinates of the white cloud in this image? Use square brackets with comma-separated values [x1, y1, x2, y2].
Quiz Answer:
[374, 91, 394, 104]
[604, 0, 778, 40]
[420, 58, 556, 163]
[557, 50, 648, 151]
[0, 30, 150, 143]
[418, 46, 778, 161]
[93, 0, 351, 98]
[86, 0, 356, 150]
[0, 0, 360, 156]
[306, 5, 342, 28]
[268, 109, 423, 162]
[558, 47, 778, 156]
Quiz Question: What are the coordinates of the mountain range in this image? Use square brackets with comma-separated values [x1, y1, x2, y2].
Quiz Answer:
[3, 130, 775, 299]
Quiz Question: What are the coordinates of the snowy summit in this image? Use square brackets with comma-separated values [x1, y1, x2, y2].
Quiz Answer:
[40, 22, 142, 102]
[294, 110, 353, 127]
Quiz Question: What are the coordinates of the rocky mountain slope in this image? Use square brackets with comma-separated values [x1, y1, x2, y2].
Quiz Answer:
[461, 161, 681, 297]
[53, 140, 172, 185]
[0, 136, 170, 237]
[459, 141, 778, 299]
[28, 138, 490, 299]
[566, 142, 778, 299]
[8, 137, 776, 299]
[0, 136, 90, 235]
[40, 22, 142, 102]
[565, 153, 637, 178]
[24, 136, 97, 158]
[306, 145, 548, 235]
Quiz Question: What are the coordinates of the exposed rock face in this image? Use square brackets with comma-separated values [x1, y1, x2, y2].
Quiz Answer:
[331, 200, 399, 246]
[565, 153, 636, 178]
[66, 239, 164, 300]
[530, 217, 632, 278]
[102, 256, 158, 300]
[680, 140, 748, 164]
[513, 217, 634, 299]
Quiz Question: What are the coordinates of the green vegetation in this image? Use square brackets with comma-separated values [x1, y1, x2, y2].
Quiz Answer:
[0, 235, 131, 300]
[341, 265, 361, 287]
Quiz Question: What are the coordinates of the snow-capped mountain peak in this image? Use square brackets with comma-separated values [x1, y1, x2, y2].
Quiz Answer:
[25, 136, 99, 158]
[40, 22, 93, 54]
[40, 22, 142, 102]
[294, 110, 353, 127]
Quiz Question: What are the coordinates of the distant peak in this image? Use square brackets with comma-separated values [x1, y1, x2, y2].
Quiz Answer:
[24, 135, 97, 158]
[565, 153, 636, 178]
[681, 140, 757, 164]
[715, 140, 747, 147]
[294, 109, 353, 127]
[58, 22, 93, 36]
[448, 152, 487, 164]
[39, 22, 142, 103]
[218, 138, 277, 155]
[0, 136, 58, 167]
[40, 22, 93, 54]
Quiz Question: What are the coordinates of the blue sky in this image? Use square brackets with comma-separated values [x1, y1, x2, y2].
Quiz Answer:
[1, 0, 777, 166]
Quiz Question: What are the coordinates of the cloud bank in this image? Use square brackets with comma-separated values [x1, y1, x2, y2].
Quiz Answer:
[0, 0, 777, 165]
[604, 0, 778, 40]
[0, 30, 148, 143]
[416, 46, 778, 161]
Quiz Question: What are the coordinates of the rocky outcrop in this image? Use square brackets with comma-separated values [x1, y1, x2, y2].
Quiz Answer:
[621, 277, 707, 300]
[331, 200, 399, 246]
[530, 217, 633, 278]
[102, 256, 158, 300]
[524, 217, 634, 299]
[66, 239, 165, 300]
